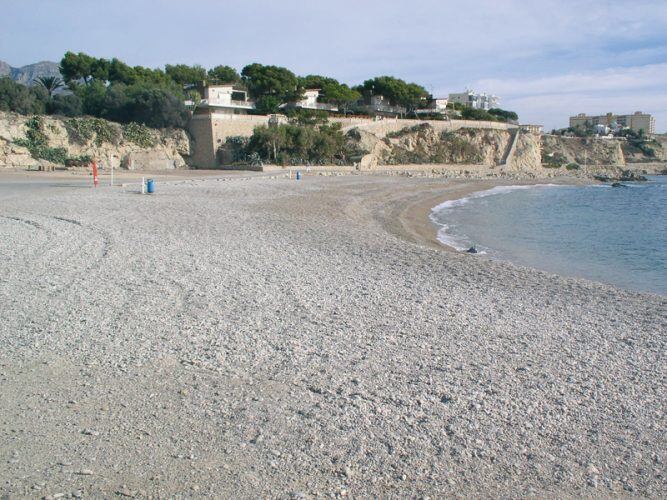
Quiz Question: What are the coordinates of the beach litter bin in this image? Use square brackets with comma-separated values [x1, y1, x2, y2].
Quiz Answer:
[296, 171, 301, 180]
[146, 179, 155, 194]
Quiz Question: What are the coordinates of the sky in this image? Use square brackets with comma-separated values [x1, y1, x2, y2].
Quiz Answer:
[1, 0, 666, 131]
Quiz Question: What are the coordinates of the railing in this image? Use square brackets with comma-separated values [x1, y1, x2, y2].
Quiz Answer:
[231, 100, 255, 108]
[366, 104, 407, 115]
[199, 99, 256, 109]
[295, 102, 339, 111]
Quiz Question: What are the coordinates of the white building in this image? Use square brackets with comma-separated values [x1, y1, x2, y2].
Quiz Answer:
[194, 84, 255, 113]
[364, 94, 407, 116]
[448, 89, 500, 111]
[283, 89, 338, 112]
[416, 97, 449, 115]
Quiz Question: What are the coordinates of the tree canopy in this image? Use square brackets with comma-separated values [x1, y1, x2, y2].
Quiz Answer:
[0, 77, 47, 114]
[165, 64, 207, 86]
[488, 108, 519, 122]
[298, 74, 361, 110]
[241, 63, 300, 101]
[361, 76, 429, 110]
[208, 65, 241, 84]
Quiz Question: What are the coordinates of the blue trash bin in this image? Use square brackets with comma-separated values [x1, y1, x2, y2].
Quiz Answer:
[296, 171, 301, 180]
[146, 179, 155, 193]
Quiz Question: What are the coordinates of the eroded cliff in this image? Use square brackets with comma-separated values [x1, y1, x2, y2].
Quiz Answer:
[0, 112, 191, 170]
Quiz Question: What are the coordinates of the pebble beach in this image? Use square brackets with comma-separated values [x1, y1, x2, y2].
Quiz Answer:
[1, 172, 665, 498]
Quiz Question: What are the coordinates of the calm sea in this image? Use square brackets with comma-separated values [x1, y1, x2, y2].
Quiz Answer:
[430, 176, 667, 295]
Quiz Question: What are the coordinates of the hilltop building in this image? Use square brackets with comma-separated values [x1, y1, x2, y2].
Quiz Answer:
[362, 94, 407, 117]
[569, 112, 655, 135]
[415, 97, 449, 116]
[281, 89, 338, 112]
[190, 83, 256, 114]
[448, 90, 500, 111]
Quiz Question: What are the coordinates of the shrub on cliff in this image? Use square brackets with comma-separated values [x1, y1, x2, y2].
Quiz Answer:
[12, 116, 69, 164]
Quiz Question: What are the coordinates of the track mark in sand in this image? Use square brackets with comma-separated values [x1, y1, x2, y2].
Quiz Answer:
[52, 216, 83, 226]
[44, 214, 114, 259]
[27, 214, 117, 296]
[1, 215, 46, 230]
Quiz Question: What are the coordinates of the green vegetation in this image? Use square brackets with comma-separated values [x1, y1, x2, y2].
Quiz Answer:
[285, 108, 329, 126]
[122, 122, 156, 147]
[0, 77, 48, 114]
[619, 128, 658, 158]
[386, 123, 431, 139]
[488, 108, 518, 122]
[566, 162, 580, 170]
[13, 116, 68, 164]
[233, 118, 349, 166]
[33, 76, 65, 97]
[241, 63, 300, 103]
[3, 50, 521, 138]
[358, 76, 429, 112]
[207, 65, 241, 84]
[65, 117, 120, 145]
[542, 151, 567, 168]
[299, 74, 361, 113]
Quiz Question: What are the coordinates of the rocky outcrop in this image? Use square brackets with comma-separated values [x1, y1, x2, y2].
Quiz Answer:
[344, 121, 656, 180]
[349, 124, 514, 167]
[542, 135, 625, 167]
[0, 111, 191, 170]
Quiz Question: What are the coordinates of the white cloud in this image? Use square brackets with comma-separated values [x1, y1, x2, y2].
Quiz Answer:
[473, 63, 667, 96]
[467, 64, 667, 130]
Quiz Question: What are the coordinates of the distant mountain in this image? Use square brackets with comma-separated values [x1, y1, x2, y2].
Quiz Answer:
[0, 60, 62, 85]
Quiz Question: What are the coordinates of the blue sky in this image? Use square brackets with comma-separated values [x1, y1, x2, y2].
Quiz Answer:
[2, 0, 666, 130]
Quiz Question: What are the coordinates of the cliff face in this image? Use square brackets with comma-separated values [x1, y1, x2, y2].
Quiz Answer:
[542, 135, 625, 167]
[347, 122, 655, 177]
[0, 112, 190, 170]
[350, 124, 514, 167]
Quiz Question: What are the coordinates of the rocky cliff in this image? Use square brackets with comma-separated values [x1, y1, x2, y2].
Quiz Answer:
[0, 112, 190, 170]
[349, 125, 514, 168]
[346, 122, 663, 177]
[541, 135, 625, 167]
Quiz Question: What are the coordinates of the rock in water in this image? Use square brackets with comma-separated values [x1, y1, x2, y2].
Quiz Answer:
[466, 247, 478, 254]
[619, 170, 647, 182]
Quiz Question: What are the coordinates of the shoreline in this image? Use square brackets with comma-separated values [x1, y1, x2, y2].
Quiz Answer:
[394, 176, 590, 253]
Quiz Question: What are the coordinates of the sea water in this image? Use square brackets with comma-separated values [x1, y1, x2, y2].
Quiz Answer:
[430, 176, 667, 295]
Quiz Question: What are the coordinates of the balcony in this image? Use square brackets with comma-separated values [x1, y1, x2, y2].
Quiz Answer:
[365, 103, 407, 115]
[199, 98, 256, 110]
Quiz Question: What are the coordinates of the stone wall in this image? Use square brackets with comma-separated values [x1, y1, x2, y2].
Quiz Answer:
[188, 112, 273, 168]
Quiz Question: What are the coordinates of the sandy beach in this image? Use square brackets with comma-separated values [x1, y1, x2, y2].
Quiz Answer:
[1, 171, 665, 498]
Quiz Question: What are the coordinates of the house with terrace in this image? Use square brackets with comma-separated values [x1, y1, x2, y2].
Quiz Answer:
[281, 89, 339, 112]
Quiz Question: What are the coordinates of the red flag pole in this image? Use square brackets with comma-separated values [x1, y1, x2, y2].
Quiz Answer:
[92, 160, 99, 188]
